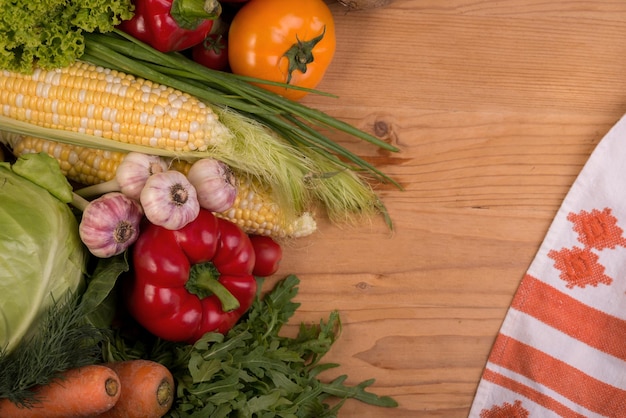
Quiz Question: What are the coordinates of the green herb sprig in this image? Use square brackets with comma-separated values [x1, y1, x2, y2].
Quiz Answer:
[0, 294, 104, 407]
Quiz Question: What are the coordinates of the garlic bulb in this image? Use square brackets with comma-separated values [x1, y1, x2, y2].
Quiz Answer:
[140, 170, 200, 230]
[78, 192, 144, 258]
[187, 158, 237, 213]
[117, 152, 169, 199]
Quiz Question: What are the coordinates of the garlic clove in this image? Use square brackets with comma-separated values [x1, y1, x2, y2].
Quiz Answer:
[141, 170, 200, 230]
[117, 152, 169, 200]
[187, 158, 238, 213]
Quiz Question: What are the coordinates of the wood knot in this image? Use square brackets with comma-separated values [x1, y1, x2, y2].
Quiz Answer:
[355, 281, 372, 290]
[374, 120, 390, 137]
[366, 114, 398, 147]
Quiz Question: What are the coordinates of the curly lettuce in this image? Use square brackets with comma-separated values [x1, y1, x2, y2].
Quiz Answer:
[0, 153, 87, 354]
[0, 0, 134, 73]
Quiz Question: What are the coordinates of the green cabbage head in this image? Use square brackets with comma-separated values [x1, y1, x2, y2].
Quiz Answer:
[0, 153, 87, 354]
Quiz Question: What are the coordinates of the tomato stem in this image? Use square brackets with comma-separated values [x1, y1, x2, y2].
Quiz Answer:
[282, 26, 326, 84]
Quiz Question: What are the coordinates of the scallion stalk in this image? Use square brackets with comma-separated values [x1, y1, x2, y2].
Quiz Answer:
[82, 30, 400, 186]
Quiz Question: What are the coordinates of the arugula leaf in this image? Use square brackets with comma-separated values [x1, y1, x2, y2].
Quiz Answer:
[322, 376, 399, 408]
[246, 275, 301, 341]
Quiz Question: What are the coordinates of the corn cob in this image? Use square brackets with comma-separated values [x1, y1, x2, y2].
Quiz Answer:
[8, 135, 317, 238]
[0, 61, 232, 153]
[8, 134, 122, 185]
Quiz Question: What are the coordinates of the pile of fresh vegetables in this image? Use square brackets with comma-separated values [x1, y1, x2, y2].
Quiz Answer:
[0, 0, 399, 416]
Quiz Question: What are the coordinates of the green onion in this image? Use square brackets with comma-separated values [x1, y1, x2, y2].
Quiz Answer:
[82, 30, 400, 187]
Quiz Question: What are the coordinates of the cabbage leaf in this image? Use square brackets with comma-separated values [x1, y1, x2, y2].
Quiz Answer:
[0, 153, 87, 354]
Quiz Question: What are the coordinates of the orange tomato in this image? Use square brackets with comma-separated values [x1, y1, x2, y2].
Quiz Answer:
[227, 0, 336, 100]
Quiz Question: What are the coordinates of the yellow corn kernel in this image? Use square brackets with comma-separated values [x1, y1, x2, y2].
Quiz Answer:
[9, 136, 316, 238]
[0, 61, 232, 152]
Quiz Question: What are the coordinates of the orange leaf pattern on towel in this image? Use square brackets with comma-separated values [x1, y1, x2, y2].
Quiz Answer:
[547, 207, 625, 289]
[568, 208, 626, 250]
[479, 400, 529, 418]
[548, 246, 612, 288]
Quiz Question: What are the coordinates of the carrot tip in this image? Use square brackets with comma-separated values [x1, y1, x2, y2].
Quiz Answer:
[105, 378, 120, 397]
[156, 378, 173, 407]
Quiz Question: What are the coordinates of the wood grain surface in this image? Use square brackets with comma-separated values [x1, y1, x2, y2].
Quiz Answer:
[265, 1, 626, 417]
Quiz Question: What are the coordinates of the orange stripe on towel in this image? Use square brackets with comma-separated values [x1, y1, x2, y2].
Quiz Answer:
[482, 369, 586, 418]
[490, 335, 626, 415]
[511, 274, 626, 360]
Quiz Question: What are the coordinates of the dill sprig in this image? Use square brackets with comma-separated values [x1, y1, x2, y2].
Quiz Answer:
[0, 294, 104, 408]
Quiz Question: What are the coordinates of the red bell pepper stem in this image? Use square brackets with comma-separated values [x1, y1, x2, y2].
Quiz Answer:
[171, 0, 222, 29]
[186, 262, 240, 312]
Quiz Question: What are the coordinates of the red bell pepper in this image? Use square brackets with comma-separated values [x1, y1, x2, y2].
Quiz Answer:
[118, 0, 222, 52]
[125, 209, 257, 343]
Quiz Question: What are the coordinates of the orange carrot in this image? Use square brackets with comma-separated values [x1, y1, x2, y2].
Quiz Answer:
[97, 360, 175, 418]
[0, 364, 121, 418]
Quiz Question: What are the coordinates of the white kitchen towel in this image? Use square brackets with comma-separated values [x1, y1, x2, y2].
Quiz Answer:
[469, 114, 626, 417]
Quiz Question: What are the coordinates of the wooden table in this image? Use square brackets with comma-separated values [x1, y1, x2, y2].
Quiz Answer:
[271, 1, 626, 416]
